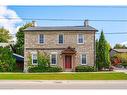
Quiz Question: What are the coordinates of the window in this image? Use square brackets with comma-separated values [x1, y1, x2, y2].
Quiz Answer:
[58, 34, 64, 44]
[32, 53, 37, 65]
[77, 34, 84, 44]
[39, 34, 44, 44]
[80, 54, 87, 65]
[50, 53, 57, 65]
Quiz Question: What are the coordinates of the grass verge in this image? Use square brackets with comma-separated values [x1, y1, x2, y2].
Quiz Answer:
[0, 72, 126, 80]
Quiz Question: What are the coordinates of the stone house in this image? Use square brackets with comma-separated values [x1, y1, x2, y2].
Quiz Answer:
[24, 20, 97, 72]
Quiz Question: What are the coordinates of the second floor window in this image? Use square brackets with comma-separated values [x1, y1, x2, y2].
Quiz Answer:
[39, 34, 44, 44]
[58, 34, 64, 44]
[77, 34, 84, 44]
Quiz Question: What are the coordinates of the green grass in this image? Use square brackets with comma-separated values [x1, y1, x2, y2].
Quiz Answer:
[0, 72, 127, 80]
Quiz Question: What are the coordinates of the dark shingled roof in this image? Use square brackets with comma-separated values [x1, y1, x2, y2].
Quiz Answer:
[24, 25, 97, 31]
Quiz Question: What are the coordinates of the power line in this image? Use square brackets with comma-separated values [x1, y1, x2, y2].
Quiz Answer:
[1, 18, 127, 22]
[96, 32, 127, 34]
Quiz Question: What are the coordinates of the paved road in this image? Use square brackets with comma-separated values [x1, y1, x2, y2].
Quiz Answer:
[0, 80, 127, 89]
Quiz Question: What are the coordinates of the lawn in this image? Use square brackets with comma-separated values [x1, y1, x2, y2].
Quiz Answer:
[0, 72, 127, 80]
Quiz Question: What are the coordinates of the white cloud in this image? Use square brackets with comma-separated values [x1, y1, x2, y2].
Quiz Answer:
[121, 41, 127, 46]
[0, 6, 23, 42]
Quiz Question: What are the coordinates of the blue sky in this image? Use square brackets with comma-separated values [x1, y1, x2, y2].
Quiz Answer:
[6, 6, 127, 47]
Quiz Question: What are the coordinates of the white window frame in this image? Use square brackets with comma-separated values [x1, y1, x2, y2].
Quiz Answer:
[32, 52, 38, 65]
[77, 34, 84, 44]
[58, 34, 64, 44]
[38, 34, 45, 44]
[80, 53, 87, 65]
[50, 52, 57, 65]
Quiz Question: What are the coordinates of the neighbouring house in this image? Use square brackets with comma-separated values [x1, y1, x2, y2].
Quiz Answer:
[24, 20, 97, 72]
[110, 49, 127, 57]
[13, 53, 24, 71]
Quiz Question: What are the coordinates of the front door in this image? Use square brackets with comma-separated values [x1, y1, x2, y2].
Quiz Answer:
[65, 55, 72, 69]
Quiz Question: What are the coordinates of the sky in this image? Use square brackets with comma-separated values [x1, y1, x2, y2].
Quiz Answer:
[0, 6, 127, 47]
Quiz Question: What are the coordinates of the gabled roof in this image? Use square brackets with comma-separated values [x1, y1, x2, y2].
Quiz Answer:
[24, 25, 97, 32]
[111, 49, 127, 53]
[61, 46, 76, 54]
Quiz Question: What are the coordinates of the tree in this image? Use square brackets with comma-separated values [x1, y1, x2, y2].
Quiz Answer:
[14, 23, 33, 55]
[114, 44, 127, 49]
[0, 47, 16, 72]
[97, 31, 111, 70]
[95, 39, 99, 70]
[0, 27, 12, 42]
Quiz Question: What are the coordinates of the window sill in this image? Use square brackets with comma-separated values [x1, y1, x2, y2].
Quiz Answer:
[77, 43, 84, 45]
[80, 64, 87, 65]
[37, 43, 45, 45]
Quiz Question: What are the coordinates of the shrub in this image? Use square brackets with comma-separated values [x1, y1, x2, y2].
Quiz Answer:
[75, 66, 95, 72]
[121, 62, 127, 68]
[28, 66, 62, 72]
[28, 52, 50, 67]
[46, 67, 62, 72]
[0, 47, 16, 72]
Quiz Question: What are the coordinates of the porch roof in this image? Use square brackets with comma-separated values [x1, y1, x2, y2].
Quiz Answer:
[61, 46, 76, 54]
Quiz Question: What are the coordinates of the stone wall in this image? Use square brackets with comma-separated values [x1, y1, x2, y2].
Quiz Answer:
[24, 31, 95, 72]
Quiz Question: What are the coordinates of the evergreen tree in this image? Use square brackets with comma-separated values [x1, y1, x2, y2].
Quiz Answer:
[98, 31, 111, 70]
[14, 22, 33, 55]
[95, 39, 99, 70]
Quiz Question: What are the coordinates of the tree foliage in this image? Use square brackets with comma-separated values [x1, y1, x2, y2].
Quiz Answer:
[95, 39, 99, 70]
[114, 44, 127, 49]
[113, 53, 127, 63]
[0, 47, 16, 72]
[0, 27, 12, 42]
[14, 23, 33, 55]
[28, 52, 50, 67]
[97, 31, 111, 70]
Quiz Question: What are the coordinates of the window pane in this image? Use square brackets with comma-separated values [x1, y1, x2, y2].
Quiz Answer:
[39, 34, 44, 43]
[82, 54, 86, 64]
[33, 59, 37, 64]
[51, 54, 56, 64]
[78, 34, 84, 43]
[59, 34, 63, 43]
[32, 54, 37, 64]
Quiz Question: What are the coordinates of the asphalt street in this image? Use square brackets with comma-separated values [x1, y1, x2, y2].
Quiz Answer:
[0, 80, 127, 89]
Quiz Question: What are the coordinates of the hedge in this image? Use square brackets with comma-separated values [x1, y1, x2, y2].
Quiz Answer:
[28, 66, 62, 72]
[75, 66, 95, 72]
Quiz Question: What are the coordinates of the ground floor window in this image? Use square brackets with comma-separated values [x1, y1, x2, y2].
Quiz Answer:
[50, 52, 57, 65]
[80, 54, 87, 65]
[32, 53, 37, 65]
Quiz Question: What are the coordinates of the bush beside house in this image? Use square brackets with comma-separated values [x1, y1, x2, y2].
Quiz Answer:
[75, 66, 95, 72]
[0, 47, 16, 72]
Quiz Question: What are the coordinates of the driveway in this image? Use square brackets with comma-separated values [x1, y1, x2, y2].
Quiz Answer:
[113, 66, 127, 74]
[0, 80, 127, 89]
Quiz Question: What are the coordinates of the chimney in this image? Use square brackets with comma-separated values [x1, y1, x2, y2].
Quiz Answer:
[32, 21, 37, 27]
[84, 19, 89, 27]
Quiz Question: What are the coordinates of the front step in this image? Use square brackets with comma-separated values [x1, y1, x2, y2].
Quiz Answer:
[65, 69, 72, 72]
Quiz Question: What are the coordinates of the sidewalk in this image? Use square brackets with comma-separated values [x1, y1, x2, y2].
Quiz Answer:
[0, 80, 127, 89]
